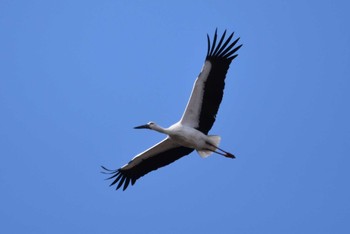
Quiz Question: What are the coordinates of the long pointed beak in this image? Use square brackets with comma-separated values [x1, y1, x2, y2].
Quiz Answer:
[134, 124, 150, 129]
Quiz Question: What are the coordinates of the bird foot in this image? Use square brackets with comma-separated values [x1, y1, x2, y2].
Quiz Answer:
[225, 153, 235, 159]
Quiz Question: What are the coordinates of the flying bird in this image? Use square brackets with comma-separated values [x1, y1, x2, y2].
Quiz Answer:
[103, 29, 242, 190]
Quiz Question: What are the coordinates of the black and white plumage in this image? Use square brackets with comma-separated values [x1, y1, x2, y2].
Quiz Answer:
[103, 29, 242, 191]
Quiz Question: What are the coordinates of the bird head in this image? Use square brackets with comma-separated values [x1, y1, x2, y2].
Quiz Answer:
[134, 121, 156, 130]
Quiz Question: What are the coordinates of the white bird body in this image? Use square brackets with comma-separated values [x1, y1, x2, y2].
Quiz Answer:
[103, 29, 242, 190]
[154, 122, 220, 156]
[167, 122, 212, 150]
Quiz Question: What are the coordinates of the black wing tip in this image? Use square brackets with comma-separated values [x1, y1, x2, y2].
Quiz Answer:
[206, 29, 242, 60]
[101, 165, 116, 172]
[102, 166, 135, 191]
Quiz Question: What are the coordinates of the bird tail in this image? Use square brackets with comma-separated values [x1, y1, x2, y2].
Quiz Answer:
[197, 135, 221, 158]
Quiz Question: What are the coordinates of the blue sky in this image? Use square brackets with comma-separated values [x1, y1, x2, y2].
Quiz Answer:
[1, 0, 350, 233]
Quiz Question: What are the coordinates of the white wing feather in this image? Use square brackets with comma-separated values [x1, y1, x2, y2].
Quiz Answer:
[180, 61, 212, 127]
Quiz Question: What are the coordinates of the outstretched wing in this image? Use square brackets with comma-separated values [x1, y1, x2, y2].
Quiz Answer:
[180, 29, 242, 134]
[102, 138, 194, 190]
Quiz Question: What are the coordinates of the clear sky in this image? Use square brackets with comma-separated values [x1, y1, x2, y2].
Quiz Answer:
[1, 0, 349, 233]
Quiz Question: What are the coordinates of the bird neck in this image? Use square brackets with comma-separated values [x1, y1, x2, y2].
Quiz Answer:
[151, 124, 168, 134]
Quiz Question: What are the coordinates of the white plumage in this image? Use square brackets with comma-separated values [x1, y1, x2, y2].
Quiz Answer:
[103, 29, 242, 190]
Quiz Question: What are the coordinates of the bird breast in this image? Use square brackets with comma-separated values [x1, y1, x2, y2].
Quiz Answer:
[167, 123, 207, 150]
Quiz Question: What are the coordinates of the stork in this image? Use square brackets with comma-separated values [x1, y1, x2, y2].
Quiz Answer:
[103, 29, 242, 190]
